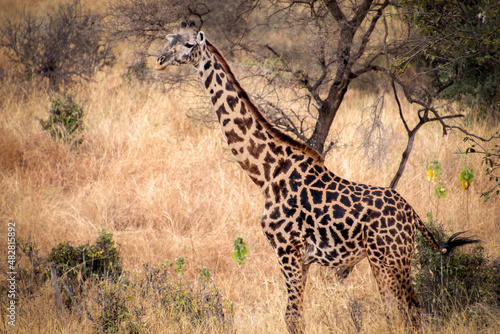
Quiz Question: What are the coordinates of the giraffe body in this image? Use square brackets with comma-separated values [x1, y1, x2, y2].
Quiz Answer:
[156, 21, 478, 333]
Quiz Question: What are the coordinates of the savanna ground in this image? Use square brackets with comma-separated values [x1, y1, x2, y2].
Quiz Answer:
[0, 1, 499, 333]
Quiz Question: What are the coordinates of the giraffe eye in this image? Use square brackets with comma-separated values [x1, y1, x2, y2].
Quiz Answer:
[184, 43, 195, 48]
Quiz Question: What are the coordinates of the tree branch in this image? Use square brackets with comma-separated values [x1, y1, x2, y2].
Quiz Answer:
[391, 75, 452, 135]
[447, 126, 500, 143]
[351, 0, 389, 63]
[391, 79, 410, 134]
[324, 0, 347, 23]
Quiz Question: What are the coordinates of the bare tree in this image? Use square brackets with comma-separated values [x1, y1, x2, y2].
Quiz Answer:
[0, 0, 115, 89]
[209, 0, 394, 155]
[106, 0, 498, 191]
[106, 0, 185, 55]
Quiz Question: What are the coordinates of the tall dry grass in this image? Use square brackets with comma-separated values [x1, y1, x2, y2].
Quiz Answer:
[0, 22, 499, 334]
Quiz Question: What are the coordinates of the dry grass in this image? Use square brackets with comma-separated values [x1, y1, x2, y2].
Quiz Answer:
[0, 12, 499, 332]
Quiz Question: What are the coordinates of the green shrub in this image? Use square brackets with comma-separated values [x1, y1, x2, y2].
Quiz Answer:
[413, 212, 500, 317]
[41, 95, 85, 144]
[46, 229, 122, 308]
[48, 228, 122, 280]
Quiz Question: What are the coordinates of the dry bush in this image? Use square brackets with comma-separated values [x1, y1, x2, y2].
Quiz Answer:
[0, 0, 115, 89]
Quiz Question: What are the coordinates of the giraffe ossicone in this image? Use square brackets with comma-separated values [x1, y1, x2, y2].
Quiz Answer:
[156, 21, 478, 334]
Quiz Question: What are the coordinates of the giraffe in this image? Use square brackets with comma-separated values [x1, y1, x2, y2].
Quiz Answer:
[156, 21, 479, 333]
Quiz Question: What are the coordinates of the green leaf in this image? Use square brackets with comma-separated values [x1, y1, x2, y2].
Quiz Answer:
[434, 181, 448, 199]
[201, 267, 211, 282]
[459, 166, 475, 184]
[231, 238, 248, 266]
[175, 256, 185, 276]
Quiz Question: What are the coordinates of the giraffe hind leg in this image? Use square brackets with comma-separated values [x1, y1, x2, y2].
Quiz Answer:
[368, 260, 422, 330]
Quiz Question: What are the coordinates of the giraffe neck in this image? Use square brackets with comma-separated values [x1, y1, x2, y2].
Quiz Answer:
[194, 41, 323, 193]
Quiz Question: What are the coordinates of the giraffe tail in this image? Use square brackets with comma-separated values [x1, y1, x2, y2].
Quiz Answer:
[439, 231, 480, 255]
[413, 211, 480, 255]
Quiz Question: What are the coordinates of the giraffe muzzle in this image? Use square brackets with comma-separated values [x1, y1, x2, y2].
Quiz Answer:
[156, 54, 170, 71]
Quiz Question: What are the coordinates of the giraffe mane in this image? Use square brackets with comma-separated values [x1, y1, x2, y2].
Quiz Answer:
[206, 41, 324, 164]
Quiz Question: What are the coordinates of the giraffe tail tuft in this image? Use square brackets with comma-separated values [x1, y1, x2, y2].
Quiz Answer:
[440, 231, 480, 255]
[413, 210, 479, 255]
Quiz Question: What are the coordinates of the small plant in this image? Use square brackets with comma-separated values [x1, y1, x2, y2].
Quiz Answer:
[162, 259, 172, 267]
[41, 95, 85, 144]
[231, 237, 248, 266]
[459, 166, 476, 224]
[426, 159, 448, 219]
[200, 267, 211, 285]
[434, 180, 448, 199]
[459, 167, 475, 191]
[175, 256, 185, 277]
[156, 262, 233, 329]
[427, 159, 448, 199]
[427, 159, 443, 183]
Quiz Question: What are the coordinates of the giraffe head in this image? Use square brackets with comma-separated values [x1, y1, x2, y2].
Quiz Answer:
[156, 21, 205, 71]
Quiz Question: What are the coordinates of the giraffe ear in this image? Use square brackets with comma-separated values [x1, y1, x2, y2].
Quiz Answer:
[166, 34, 176, 42]
[196, 31, 206, 45]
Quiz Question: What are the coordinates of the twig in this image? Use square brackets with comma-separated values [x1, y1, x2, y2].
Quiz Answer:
[391, 79, 409, 134]
[61, 278, 82, 320]
[447, 126, 500, 143]
[49, 262, 64, 316]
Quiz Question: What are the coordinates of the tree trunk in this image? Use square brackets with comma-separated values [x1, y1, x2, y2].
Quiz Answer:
[307, 0, 374, 155]
[308, 81, 350, 154]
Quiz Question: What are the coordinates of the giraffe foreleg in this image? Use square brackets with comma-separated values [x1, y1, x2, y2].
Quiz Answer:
[274, 247, 310, 334]
[264, 232, 309, 334]
[262, 213, 311, 333]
